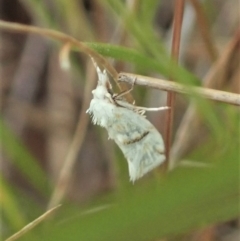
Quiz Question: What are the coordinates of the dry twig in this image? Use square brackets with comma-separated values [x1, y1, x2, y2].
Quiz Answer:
[118, 73, 240, 106]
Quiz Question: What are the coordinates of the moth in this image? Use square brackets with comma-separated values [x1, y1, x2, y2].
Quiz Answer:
[86, 65, 168, 182]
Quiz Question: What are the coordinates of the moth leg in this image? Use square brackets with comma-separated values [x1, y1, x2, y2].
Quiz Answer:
[113, 77, 137, 99]
[134, 106, 170, 112]
[135, 106, 170, 111]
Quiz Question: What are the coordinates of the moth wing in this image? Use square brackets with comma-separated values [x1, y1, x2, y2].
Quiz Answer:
[107, 107, 165, 182]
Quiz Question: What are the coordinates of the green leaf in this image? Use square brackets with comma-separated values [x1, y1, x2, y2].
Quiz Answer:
[0, 175, 27, 231]
[0, 117, 49, 196]
[31, 141, 239, 241]
[84, 43, 199, 84]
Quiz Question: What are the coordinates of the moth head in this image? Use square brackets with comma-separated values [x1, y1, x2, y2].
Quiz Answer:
[96, 67, 112, 89]
[91, 67, 113, 102]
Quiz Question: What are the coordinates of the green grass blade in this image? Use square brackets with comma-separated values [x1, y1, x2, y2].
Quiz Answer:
[0, 118, 49, 196]
[36, 141, 239, 241]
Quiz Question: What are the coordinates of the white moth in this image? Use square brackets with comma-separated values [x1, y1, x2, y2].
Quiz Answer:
[86, 66, 168, 182]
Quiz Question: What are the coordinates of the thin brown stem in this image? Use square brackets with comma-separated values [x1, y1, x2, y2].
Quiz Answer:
[118, 73, 240, 106]
[165, 0, 185, 168]
[171, 1, 185, 60]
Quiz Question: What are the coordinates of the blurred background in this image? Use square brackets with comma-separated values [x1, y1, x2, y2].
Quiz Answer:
[0, 0, 239, 240]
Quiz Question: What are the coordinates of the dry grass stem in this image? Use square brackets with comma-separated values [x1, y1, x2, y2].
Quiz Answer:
[118, 73, 240, 106]
[170, 31, 240, 168]
[189, 0, 218, 61]
[5, 205, 61, 241]
[3, 34, 48, 135]
[47, 60, 97, 209]
[0, 20, 118, 81]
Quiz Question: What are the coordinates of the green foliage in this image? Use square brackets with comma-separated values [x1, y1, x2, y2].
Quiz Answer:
[0, 118, 49, 196]
[84, 42, 199, 84]
[23, 143, 239, 241]
[0, 176, 27, 231]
